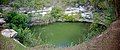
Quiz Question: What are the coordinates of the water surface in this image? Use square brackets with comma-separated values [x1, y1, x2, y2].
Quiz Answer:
[31, 22, 91, 47]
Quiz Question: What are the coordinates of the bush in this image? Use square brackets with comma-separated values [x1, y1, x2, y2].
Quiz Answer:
[0, 0, 9, 5]
[4, 12, 37, 46]
[0, 8, 3, 13]
[85, 23, 106, 41]
[10, 3, 20, 9]
[5, 12, 29, 29]
[63, 15, 75, 21]
[50, 6, 63, 19]
[15, 28, 37, 47]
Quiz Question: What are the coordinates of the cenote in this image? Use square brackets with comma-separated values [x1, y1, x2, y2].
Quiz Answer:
[30, 22, 92, 47]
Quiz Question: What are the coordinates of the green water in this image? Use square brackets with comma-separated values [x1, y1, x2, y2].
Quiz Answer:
[31, 22, 91, 47]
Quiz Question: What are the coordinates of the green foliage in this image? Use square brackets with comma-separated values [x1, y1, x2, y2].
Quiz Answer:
[13, 0, 51, 9]
[86, 23, 106, 41]
[63, 15, 75, 21]
[90, 0, 104, 5]
[0, 8, 3, 18]
[4, 12, 36, 46]
[90, 12, 104, 32]
[93, 12, 101, 23]
[5, 12, 29, 28]
[0, 0, 9, 5]
[33, 0, 51, 9]
[10, 3, 20, 9]
[98, 1, 107, 9]
[61, 0, 86, 6]
[104, 8, 115, 26]
[61, 0, 77, 6]
[12, 0, 32, 8]
[79, 0, 87, 4]
[50, 6, 63, 19]
[15, 28, 37, 47]
[85, 0, 115, 40]
[0, 8, 3, 13]
[92, 6, 115, 26]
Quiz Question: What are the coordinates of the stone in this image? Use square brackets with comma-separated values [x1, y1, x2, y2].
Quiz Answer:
[0, 18, 5, 24]
[1, 29, 17, 38]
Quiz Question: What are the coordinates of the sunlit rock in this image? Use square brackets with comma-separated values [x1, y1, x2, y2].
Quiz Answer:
[1, 29, 17, 38]
[0, 18, 5, 24]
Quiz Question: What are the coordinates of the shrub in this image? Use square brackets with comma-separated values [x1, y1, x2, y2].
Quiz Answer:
[85, 23, 106, 41]
[63, 15, 75, 21]
[0, 8, 3, 13]
[5, 12, 29, 29]
[0, 0, 9, 5]
[50, 6, 63, 19]
[15, 28, 37, 47]
[4, 12, 37, 46]
[10, 3, 20, 9]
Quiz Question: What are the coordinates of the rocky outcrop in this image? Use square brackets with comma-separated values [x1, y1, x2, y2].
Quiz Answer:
[30, 17, 56, 26]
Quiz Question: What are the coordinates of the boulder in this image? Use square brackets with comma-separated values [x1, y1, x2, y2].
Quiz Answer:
[0, 18, 5, 25]
[1, 29, 17, 38]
